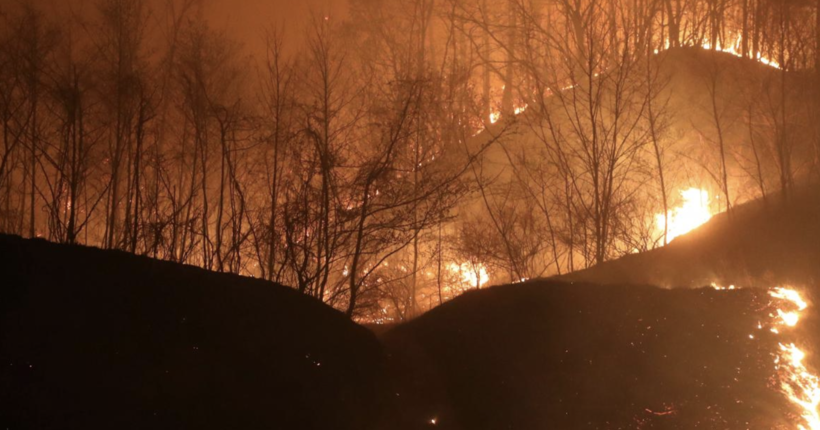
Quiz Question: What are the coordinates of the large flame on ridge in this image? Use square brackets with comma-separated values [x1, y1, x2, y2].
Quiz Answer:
[656, 188, 713, 243]
[476, 33, 780, 137]
[654, 34, 782, 69]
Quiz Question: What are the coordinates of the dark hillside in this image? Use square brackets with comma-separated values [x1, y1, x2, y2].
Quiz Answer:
[0, 234, 386, 430]
[382, 281, 798, 430]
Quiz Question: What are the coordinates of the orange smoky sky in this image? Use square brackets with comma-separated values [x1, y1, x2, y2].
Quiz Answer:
[203, 0, 349, 54]
[2, 0, 349, 55]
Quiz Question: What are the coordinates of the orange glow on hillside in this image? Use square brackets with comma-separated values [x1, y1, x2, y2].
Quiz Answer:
[654, 34, 782, 69]
[448, 261, 489, 289]
[656, 188, 714, 243]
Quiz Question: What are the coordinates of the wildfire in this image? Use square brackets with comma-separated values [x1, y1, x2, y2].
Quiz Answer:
[447, 261, 489, 289]
[654, 34, 782, 69]
[656, 188, 713, 243]
[767, 287, 820, 429]
[489, 110, 501, 124]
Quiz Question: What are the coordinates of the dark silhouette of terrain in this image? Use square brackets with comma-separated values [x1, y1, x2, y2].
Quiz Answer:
[0, 234, 386, 430]
[3, 226, 816, 429]
[375, 185, 820, 429]
[382, 281, 799, 429]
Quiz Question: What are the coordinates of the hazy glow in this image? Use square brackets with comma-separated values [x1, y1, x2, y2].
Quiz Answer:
[656, 188, 713, 243]
[654, 34, 782, 69]
[779, 310, 801, 327]
[489, 110, 501, 124]
[448, 262, 489, 289]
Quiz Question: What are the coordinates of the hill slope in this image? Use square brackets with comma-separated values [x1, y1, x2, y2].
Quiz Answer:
[382, 281, 802, 430]
[0, 234, 386, 430]
[376, 183, 820, 430]
[4, 223, 818, 430]
[560, 186, 820, 289]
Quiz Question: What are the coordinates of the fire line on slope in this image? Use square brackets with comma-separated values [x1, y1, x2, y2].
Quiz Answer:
[713, 285, 820, 429]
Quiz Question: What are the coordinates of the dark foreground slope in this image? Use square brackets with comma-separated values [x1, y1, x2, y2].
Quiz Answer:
[5, 234, 815, 430]
[0, 234, 385, 430]
[382, 281, 799, 430]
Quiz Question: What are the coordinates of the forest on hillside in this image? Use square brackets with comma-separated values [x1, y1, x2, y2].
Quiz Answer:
[0, 0, 818, 321]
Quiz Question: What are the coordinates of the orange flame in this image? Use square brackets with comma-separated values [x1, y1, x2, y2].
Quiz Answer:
[448, 261, 489, 289]
[656, 188, 713, 243]
[654, 34, 782, 69]
[768, 287, 820, 429]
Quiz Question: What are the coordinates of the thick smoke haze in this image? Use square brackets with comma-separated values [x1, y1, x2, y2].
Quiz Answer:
[0, 0, 349, 54]
[1, 0, 819, 322]
[5, 0, 820, 427]
[204, 0, 348, 54]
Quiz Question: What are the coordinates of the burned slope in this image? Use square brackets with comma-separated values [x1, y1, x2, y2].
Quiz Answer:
[549, 187, 820, 429]
[0, 234, 386, 430]
[559, 185, 820, 290]
[382, 281, 797, 430]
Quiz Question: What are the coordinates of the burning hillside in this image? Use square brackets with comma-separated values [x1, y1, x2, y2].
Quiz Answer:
[655, 188, 714, 243]
[560, 185, 820, 289]
[382, 281, 820, 430]
[4, 0, 820, 427]
[768, 287, 820, 429]
[5, 234, 820, 429]
[2, 0, 820, 321]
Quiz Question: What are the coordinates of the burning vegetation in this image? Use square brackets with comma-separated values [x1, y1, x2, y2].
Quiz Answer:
[767, 287, 820, 430]
[1, 0, 819, 322]
[5, 0, 820, 427]
[5, 223, 820, 428]
[655, 188, 714, 243]
[378, 280, 820, 430]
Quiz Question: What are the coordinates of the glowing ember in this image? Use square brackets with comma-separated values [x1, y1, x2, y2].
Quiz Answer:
[767, 288, 820, 429]
[656, 188, 713, 243]
[489, 110, 501, 124]
[448, 262, 489, 289]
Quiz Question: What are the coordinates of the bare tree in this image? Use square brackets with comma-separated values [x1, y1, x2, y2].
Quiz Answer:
[702, 54, 732, 213]
[255, 29, 296, 282]
[646, 53, 673, 245]
[11, 5, 57, 238]
[94, 0, 152, 250]
[42, 21, 103, 244]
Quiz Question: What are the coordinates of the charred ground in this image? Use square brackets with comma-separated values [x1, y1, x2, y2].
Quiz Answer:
[382, 281, 801, 430]
[0, 234, 386, 430]
[2, 232, 812, 429]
